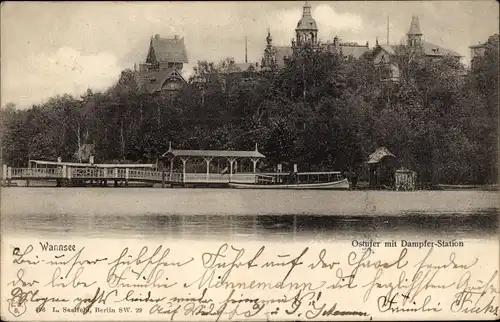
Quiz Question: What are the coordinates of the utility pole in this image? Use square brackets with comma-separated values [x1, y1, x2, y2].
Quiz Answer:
[245, 36, 248, 63]
[387, 16, 390, 45]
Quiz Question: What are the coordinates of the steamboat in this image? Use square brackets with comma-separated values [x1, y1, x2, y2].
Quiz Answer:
[229, 171, 349, 190]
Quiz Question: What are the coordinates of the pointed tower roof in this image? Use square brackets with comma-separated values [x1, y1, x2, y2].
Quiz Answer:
[266, 28, 273, 45]
[147, 34, 188, 64]
[407, 15, 422, 36]
[296, 1, 317, 31]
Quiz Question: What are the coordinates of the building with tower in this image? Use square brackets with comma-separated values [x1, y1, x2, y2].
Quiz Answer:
[261, 29, 293, 70]
[261, 2, 370, 70]
[135, 34, 189, 94]
[373, 16, 462, 82]
[292, 1, 318, 49]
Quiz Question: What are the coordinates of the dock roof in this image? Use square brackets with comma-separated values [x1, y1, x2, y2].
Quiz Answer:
[161, 146, 265, 159]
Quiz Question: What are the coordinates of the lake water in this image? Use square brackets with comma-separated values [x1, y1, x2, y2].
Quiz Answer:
[1, 188, 498, 241]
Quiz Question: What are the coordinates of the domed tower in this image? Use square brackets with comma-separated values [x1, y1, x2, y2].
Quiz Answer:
[295, 2, 318, 47]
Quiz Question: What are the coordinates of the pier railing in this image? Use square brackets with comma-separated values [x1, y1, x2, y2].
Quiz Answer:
[11, 168, 63, 178]
[129, 169, 163, 181]
[182, 173, 257, 183]
[2, 166, 258, 185]
[69, 168, 105, 179]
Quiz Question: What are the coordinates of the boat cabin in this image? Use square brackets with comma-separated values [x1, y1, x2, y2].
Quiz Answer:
[255, 171, 345, 185]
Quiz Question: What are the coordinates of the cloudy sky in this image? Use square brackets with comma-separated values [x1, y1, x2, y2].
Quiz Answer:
[1, 1, 498, 108]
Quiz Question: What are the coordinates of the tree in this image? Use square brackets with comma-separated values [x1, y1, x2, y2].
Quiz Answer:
[1, 43, 497, 186]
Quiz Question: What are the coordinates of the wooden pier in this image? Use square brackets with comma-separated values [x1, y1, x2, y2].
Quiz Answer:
[1, 145, 266, 188]
[0, 164, 258, 187]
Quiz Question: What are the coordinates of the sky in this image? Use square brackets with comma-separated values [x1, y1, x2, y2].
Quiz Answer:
[1, 1, 498, 108]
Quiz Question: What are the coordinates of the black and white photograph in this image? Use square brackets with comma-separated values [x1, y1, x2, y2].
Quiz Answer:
[1, 1, 499, 321]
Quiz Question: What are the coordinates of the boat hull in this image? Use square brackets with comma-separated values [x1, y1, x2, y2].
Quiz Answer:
[228, 178, 350, 190]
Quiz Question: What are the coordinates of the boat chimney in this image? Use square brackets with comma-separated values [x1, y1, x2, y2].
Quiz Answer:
[254, 143, 258, 151]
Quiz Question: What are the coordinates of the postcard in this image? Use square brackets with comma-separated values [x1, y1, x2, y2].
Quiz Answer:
[1, 1, 499, 321]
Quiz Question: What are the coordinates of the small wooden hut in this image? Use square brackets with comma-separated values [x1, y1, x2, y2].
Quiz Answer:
[367, 147, 397, 189]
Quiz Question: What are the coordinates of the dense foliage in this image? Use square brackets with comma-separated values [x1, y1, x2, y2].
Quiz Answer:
[1, 35, 498, 184]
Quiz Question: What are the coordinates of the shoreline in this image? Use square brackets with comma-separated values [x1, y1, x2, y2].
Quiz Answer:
[2, 180, 499, 191]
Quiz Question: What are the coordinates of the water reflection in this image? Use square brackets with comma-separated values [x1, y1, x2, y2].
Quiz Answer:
[3, 209, 498, 241]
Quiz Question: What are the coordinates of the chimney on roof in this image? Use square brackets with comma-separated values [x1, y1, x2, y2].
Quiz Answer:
[155, 34, 160, 40]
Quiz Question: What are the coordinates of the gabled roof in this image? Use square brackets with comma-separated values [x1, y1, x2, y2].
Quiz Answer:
[340, 43, 370, 58]
[422, 41, 461, 57]
[377, 44, 396, 56]
[374, 41, 461, 58]
[161, 146, 265, 159]
[367, 147, 396, 164]
[164, 149, 265, 158]
[136, 68, 185, 94]
[275, 46, 294, 67]
[219, 62, 256, 74]
[148, 35, 188, 64]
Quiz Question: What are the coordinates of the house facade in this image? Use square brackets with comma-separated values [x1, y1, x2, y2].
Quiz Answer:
[469, 34, 499, 67]
[470, 42, 487, 63]
[261, 2, 370, 70]
[218, 58, 260, 92]
[135, 34, 189, 94]
[372, 16, 462, 82]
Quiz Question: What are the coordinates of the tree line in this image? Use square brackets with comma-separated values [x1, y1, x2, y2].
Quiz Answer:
[1, 34, 498, 185]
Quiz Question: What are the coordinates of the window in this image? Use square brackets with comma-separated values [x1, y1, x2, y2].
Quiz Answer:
[163, 80, 180, 91]
[379, 65, 393, 81]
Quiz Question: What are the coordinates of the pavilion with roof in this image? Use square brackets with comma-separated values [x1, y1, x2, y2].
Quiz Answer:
[159, 143, 265, 183]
